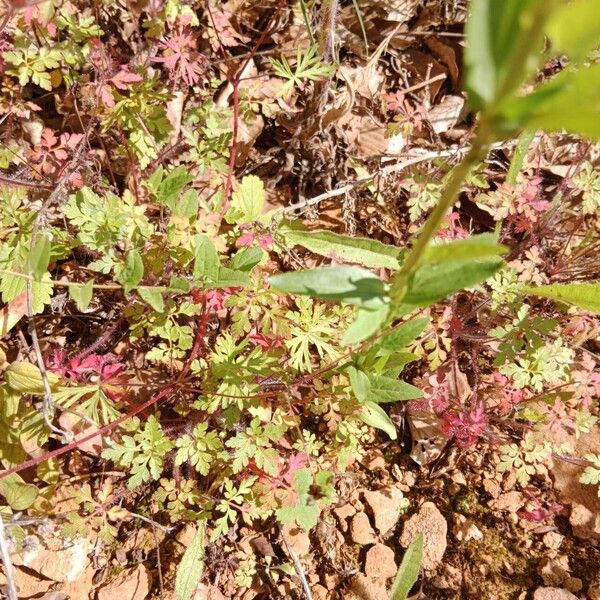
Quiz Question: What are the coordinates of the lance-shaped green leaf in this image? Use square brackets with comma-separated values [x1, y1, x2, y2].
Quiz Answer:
[390, 534, 423, 600]
[225, 175, 265, 225]
[175, 521, 206, 600]
[366, 374, 423, 403]
[138, 287, 166, 312]
[27, 234, 51, 281]
[421, 234, 507, 265]
[400, 257, 504, 310]
[118, 249, 144, 293]
[523, 282, 600, 314]
[69, 279, 94, 311]
[282, 229, 403, 269]
[193, 235, 220, 282]
[342, 305, 389, 346]
[269, 266, 386, 309]
[375, 318, 430, 353]
[499, 64, 600, 140]
[347, 366, 371, 402]
[465, 0, 548, 110]
[156, 165, 193, 209]
[358, 401, 397, 440]
[0, 473, 39, 511]
[546, 0, 600, 62]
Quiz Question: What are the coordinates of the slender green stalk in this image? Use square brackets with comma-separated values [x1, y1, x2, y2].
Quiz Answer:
[389, 126, 492, 309]
[507, 129, 535, 185]
[299, 0, 315, 45]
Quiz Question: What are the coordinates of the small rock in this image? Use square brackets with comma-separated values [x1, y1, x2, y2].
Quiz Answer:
[321, 571, 342, 591]
[533, 588, 579, 600]
[399, 502, 447, 571]
[570, 503, 600, 540]
[495, 491, 523, 513]
[364, 487, 406, 535]
[483, 479, 500, 499]
[452, 514, 483, 542]
[588, 584, 600, 600]
[450, 471, 467, 486]
[350, 513, 378, 545]
[195, 583, 227, 600]
[432, 564, 461, 590]
[364, 543, 397, 580]
[363, 450, 386, 471]
[96, 564, 151, 600]
[250, 535, 276, 557]
[403, 472, 416, 488]
[176, 523, 198, 547]
[333, 504, 357, 532]
[18, 537, 89, 582]
[282, 523, 310, 556]
[565, 577, 583, 594]
[312, 584, 328, 600]
[0, 567, 53, 598]
[346, 574, 388, 600]
[539, 556, 570, 586]
[543, 532, 564, 550]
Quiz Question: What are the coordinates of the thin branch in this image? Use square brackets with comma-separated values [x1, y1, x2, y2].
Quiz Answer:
[0, 513, 18, 600]
[275, 149, 461, 216]
[280, 529, 313, 600]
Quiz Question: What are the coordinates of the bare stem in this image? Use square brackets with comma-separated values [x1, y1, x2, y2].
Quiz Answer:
[0, 513, 18, 600]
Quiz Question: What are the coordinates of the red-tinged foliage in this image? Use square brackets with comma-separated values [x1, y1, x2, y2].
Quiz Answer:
[47, 349, 127, 400]
[152, 28, 207, 86]
[441, 404, 488, 448]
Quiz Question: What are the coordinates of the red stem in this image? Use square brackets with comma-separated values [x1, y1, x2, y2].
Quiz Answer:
[0, 298, 210, 480]
[222, 0, 287, 208]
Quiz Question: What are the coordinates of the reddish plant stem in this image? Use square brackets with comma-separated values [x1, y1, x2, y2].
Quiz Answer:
[0, 298, 210, 480]
[1, 298, 419, 479]
[0, 174, 54, 190]
[222, 0, 287, 208]
[0, 386, 173, 479]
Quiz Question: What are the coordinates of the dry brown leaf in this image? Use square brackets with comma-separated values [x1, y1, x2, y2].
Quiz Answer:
[427, 94, 465, 134]
[425, 37, 460, 87]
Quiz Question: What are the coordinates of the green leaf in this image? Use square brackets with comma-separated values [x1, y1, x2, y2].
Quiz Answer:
[282, 229, 403, 269]
[546, 0, 600, 61]
[69, 279, 94, 311]
[347, 366, 371, 402]
[225, 175, 265, 225]
[172, 189, 199, 218]
[193, 235, 220, 282]
[375, 318, 430, 352]
[499, 64, 600, 140]
[175, 521, 206, 600]
[342, 305, 389, 345]
[523, 282, 600, 313]
[138, 287, 165, 312]
[0, 473, 39, 510]
[170, 276, 191, 292]
[422, 234, 507, 265]
[157, 165, 193, 209]
[358, 401, 397, 440]
[400, 257, 504, 309]
[269, 266, 386, 309]
[366, 375, 423, 403]
[229, 247, 263, 271]
[465, 0, 547, 110]
[389, 534, 423, 600]
[214, 267, 250, 288]
[119, 249, 144, 293]
[27, 234, 51, 280]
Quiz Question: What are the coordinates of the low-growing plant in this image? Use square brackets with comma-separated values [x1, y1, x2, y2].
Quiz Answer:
[0, 0, 600, 597]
